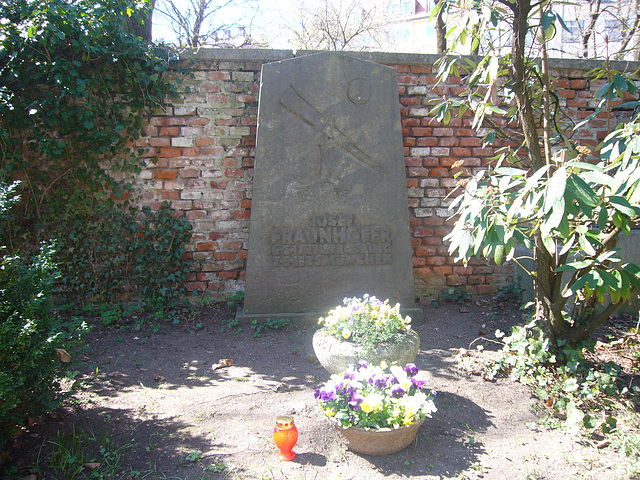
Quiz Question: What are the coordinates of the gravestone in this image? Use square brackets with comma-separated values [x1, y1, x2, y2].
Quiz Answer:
[242, 52, 421, 322]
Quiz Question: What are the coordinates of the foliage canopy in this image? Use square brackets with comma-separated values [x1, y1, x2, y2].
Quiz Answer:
[433, 0, 640, 346]
[0, 0, 193, 307]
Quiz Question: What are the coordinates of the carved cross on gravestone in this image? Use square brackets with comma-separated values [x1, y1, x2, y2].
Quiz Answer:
[242, 52, 421, 322]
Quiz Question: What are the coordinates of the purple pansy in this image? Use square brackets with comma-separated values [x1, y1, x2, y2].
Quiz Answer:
[404, 363, 419, 377]
[391, 384, 405, 398]
[411, 377, 425, 390]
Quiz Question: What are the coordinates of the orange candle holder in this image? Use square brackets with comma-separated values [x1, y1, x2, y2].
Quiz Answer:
[273, 415, 298, 461]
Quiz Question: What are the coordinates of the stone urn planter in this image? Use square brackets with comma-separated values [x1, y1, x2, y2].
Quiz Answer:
[312, 328, 420, 374]
[332, 419, 424, 455]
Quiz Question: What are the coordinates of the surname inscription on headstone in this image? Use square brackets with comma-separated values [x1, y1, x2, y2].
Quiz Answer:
[242, 52, 421, 322]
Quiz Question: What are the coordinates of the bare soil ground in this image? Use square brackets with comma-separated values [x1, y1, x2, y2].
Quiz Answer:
[4, 299, 633, 479]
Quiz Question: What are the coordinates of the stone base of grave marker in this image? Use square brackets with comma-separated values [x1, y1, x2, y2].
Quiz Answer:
[241, 52, 422, 324]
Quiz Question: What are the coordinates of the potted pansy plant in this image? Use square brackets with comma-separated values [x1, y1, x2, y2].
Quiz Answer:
[315, 360, 437, 455]
[312, 295, 420, 374]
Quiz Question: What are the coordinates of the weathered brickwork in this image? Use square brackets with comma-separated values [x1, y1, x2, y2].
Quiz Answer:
[131, 50, 636, 301]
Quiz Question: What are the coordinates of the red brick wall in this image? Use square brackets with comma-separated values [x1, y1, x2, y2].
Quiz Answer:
[131, 50, 634, 301]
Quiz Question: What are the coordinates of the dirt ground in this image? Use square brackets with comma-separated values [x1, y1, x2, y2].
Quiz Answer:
[5, 299, 626, 479]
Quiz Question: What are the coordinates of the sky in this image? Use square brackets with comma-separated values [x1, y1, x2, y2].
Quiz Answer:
[151, 0, 296, 49]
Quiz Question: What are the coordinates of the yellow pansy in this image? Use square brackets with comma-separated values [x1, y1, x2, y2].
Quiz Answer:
[361, 393, 384, 413]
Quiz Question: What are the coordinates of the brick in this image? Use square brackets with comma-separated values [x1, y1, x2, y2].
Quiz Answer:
[439, 137, 459, 147]
[400, 96, 420, 105]
[433, 266, 452, 275]
[472, 147, 494, 156]
[451, 147, 472, 156]
[197, 242, 217, 251]
[149, 137, 171, 147]
[165, 116, 191, 126]
[411, 127, 432, 136]
[218, 271, 239, 280]
[225, 168, 245, 178]
[447, 275, 468, 286]
[214, 251, 237, 261]
[426, 256, 447, 266]
[558, 89, 576, 99]
[186, 282, 207, 291]
[429, 167, 449, 177]
[431, 147, 450, 156]
[157, 148, 182, 160]
[408, 167, 430, 177]
[460, 137, 482, 147]
[414, 138, 436, 148]
[236, 93, 257, 103]
[154, 169, 178, 180]
[433, 127, 454, 137]
[571, 79, 588, 89]
[159, 126, 180, 136]
[410, 65, 431, 74]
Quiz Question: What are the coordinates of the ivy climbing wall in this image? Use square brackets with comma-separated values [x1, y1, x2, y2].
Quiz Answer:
[132, 49, 635, 301]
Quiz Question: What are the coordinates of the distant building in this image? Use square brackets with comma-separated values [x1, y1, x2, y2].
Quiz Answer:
[384, 0, 639, 59]
[386, 0, 437, 53]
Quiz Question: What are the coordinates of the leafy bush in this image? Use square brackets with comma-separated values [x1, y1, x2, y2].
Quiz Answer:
[485, 320, 635, 433]
[0, 183, 85, 448]
[0, 0, 192, 310]
[54, 201, 193, 309]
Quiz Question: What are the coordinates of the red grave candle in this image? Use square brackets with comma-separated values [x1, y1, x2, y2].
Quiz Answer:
[273, 415, 298, 461]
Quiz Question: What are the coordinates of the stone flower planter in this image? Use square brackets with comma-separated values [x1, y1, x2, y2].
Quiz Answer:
[312, 328, 420, 375]
[332, 419, 424, 455]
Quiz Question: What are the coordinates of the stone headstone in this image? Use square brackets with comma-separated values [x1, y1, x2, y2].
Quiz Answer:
[242, 52, 421, 322]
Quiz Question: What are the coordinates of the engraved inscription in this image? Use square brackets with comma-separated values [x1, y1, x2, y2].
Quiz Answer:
[270, 214, 393, 268]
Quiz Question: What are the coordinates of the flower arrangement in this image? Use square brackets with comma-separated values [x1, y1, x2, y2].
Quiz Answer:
[315, 361, 437, 430]
[318, 295, 411, 353]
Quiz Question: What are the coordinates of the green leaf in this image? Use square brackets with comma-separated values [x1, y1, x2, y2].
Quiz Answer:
[541, 10, 556, 31]
[556, 259, 593, 272]
[598, 205, 608, 230]
[494, 243, 504, 265]
[609, 196, 636, 217]
[543, 167, 567, 214]
[614, 100, 640, 110]
[578, 234, 596, 256]
[597, 82, 612, 100]
[568, 175, 598, 207]
[613, 74, 628, 93]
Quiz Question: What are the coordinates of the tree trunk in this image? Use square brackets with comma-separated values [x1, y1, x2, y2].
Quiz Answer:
[436, 6, 446, 54]
[126, 0, 155, 42]
[581, 0, 601, 58]
[509, 0, 572, 346]
[510, 0, 544, 171]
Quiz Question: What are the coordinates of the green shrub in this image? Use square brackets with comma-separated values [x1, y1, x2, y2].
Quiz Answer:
[54, 200, 193, 309]
[0, 184, 85, 448]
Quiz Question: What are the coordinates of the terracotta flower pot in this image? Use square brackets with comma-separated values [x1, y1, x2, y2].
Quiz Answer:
[312, 328, 420, 375]
[332, 419, 424, 455]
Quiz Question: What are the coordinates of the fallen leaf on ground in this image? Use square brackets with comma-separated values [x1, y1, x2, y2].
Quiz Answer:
[55, 348, 71, 363]
[83, 463, 101, 470]
[212, 358, 234, 370]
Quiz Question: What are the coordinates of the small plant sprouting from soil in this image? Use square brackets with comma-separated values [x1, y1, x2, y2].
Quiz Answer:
[251, 317, 288, 337]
